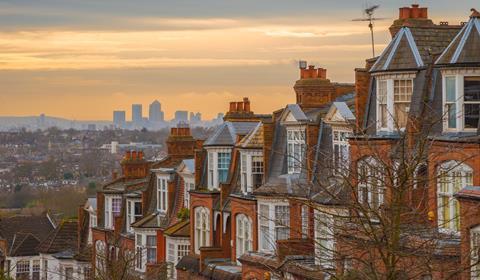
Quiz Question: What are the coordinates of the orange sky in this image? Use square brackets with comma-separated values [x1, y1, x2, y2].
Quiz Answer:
[0, 1, 476, 120]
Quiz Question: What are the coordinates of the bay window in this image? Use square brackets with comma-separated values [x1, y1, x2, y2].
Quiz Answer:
[437, 161, 473, 232]
[157, 176, 168, 212]
[146, 235, 157, 263]
[104, 195, 121, 229]
[287, 127, 306, 174]
[443, 73, 480, 132]
[194, 207, 210, 254]
[258, 202, 290, 252]
[236, 214, 253, 260]
[134, 233, 157, 271]
[240, 151, 264, 194]
[206, 148, 231, 190]
[376, 76, 414, 132]
[16, 260, 30, 279]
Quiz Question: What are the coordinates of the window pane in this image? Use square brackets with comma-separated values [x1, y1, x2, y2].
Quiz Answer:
[464, 104, 480, 129]
[446, 77, 456, 102]
[464, 77, 480, 102]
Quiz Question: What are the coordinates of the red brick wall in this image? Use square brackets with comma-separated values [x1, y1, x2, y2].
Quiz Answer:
[189, 192, 216, 255]
[231, 197, 258, 262]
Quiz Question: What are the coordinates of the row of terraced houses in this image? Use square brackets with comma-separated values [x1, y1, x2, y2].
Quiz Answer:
[85, 5, 480, 280]
[5, 4, 476, 280]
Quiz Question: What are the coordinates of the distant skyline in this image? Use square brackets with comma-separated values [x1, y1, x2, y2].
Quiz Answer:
[0, 0, 478, 120]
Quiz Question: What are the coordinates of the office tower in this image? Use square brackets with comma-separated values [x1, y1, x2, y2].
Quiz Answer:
[149, 100, 164, 122]
[113, 111, 126, 127]
[132, 104, 143, 125]
[174, 111, 188, 123]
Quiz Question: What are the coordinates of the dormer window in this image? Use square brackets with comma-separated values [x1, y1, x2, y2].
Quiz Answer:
[376, 75, 414, 132]
[286, 127, 305, 174]
[442, 73, 480, 132]
[240, 151, 264, 194]
[207, 148, 231, 190]
[126, 199, 142, 233]
[157, 176, 168, 212]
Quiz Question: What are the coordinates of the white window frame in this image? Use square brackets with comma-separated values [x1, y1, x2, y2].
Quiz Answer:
[257, 200, 290, 252]
[126, 199, 142, 233]
[206, 148, 231, 190]
[375, 73, 415, 132]
[441, 70, 480, 132]
[194, 207, 210, 254]
[286, 126, 306, 174]
[471, 225, 480, 279]
[240, 150, 264, 194]
[301, 205, 309, 238]
[183, 176, 194, 208]
[235, 214, 253, 261]
[134, 231, 157, 272]
[332, 127, 351, 174]
[357, 157, 385, 212]
[104, 195, 121, 230]
[157, 175, 169, 213]
[165, 237, 190, 278]
[437, 161, 473, 233]
[314, 210, 335, 269]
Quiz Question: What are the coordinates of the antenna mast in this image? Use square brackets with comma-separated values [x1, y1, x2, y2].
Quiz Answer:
[352, 5, 385, 58]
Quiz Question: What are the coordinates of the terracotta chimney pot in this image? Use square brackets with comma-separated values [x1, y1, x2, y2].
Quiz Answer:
[229, 102, 236, 112]
[236, 101, 244, 112]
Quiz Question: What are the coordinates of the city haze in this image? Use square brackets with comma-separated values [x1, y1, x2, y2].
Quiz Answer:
[0, 0, 477, 120]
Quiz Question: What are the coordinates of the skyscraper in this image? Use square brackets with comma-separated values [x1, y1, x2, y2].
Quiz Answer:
[149, 100, 164, 122]
[132, 104, 143, 125]
[113, 110, 126, 127]
[174, 111, 188, 123]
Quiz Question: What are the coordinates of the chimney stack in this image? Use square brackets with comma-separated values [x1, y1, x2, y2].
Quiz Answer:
[399, 4, 428, 20]
[243, 97, 251, 112]
[390, 4, 433, 37]
[299, 62, 327, 80]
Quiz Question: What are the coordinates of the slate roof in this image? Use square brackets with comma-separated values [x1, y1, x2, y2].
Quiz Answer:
[164, 220, 190, 237]
[436, 14, 480, 66]
[371, 26, 460, 72]
[331, 102, 355, 121]
[0, 214, 54, 256]
[101, 177, 148, 194]
[182, 159, 195, 174]
[131, 211, 168, 229]
[204, 122, 259, 147]
[237, 122, 263, 149]
[455, 185, 480, 200]
[37, 220, 78, 255]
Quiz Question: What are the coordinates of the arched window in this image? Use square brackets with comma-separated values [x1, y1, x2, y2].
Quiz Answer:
[194, 207, 210, 254]
[236, 214, 253, 260]
[357, 157, 385, 210]
[437, 161, 473, 231]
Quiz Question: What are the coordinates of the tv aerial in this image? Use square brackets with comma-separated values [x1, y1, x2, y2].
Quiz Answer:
[352, 4, 387, 57]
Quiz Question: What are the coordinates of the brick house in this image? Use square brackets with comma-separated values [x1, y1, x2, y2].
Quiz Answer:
[339, 5, 479, 279]
[176, 65, 355, 279]
[91, 125, 198, 278]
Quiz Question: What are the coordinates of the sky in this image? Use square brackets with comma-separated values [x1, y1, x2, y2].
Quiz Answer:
[0, 0, 477, 120]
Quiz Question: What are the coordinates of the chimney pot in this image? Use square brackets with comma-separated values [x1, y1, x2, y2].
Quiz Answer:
[308, 65, 315, 70]
[229, 102, 236, 112]
[243, 98, 251, 112]
[132, 151, 137, 160]
[236, 101, 244, 112]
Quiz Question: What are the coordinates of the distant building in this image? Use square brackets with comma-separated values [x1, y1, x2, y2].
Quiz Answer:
[174, 111, 188, 123]
[190, 112, 202, 123]
[113, 111, 126, 127]
[87, 124, 96, 131]
[149, 100, 164, 122]
[132, 104, 143, 126]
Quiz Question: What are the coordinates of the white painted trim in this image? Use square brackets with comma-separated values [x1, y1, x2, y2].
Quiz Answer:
[475, 19, 480, 37]
[382, 28, 405, 71]
[371, 28, 403, 71]
[436, 23, 467, 64]
[451, 20, 474, 63]
[404, 28, 424, 67]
